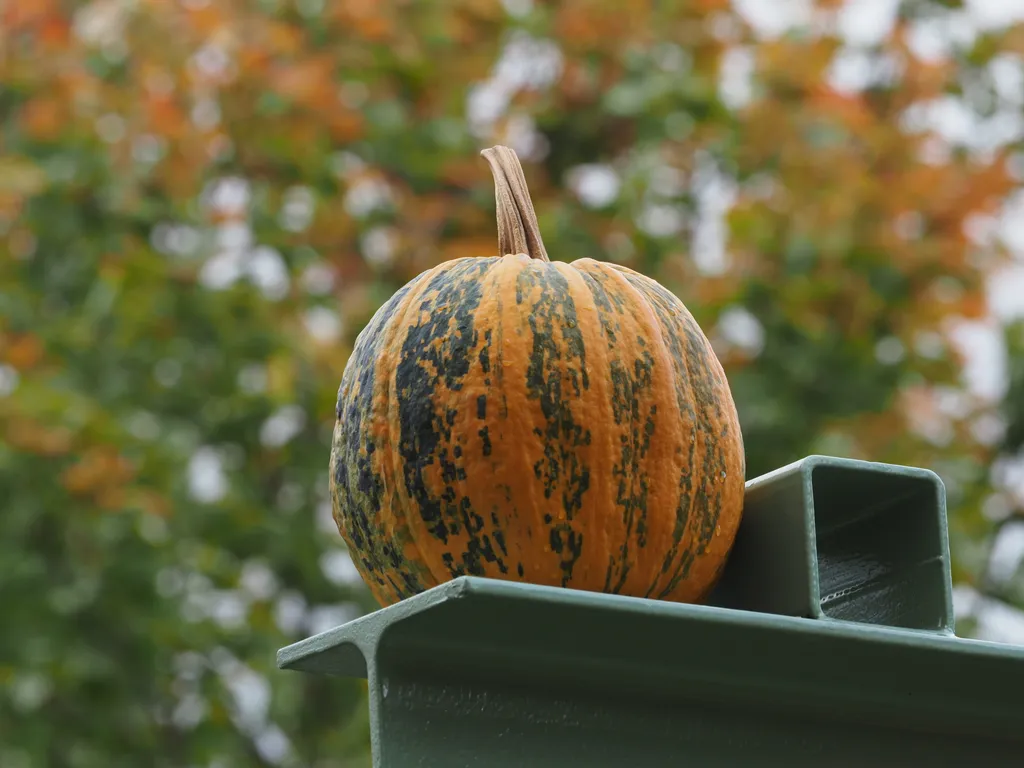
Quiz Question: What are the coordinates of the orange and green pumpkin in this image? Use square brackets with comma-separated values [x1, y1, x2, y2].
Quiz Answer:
[330, 146, 745, 607]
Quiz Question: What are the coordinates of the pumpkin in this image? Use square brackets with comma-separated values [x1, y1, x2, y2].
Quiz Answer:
[330, 145, 745, 607]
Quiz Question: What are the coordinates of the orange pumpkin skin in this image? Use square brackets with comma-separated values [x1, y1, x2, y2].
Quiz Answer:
[329, 253, 745, 607]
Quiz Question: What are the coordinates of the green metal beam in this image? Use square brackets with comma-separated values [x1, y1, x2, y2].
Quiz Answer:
[278, 457, 1022, 766]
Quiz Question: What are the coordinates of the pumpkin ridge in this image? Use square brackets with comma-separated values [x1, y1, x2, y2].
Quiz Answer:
[571, 265, 635, 592]
[332, 272, 429, 604]
[555, 261, 621, 588]
[506, 260, 573, 583]
[581, 261, 689, 598]
[493, 255, 533, 580]
[569, 263, 650, 594]
[378, 262, 461, 598]
[615, 269, 744, 602]
[467, 268, 514, 575]
[672, 312, 732, 599]
[571, 267, 622, 588]
[612, 272, 703, 600]
[519, 260, 592, 585]
[377, 261, 469, 602]
[444, 258, 514, 581]
[393, 258, 500, 582]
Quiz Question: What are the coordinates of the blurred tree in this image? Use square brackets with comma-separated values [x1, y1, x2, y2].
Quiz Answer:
[2, 0, 1024, 765]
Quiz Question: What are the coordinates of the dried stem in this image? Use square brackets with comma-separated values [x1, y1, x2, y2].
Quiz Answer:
[480, 145, 549, 261]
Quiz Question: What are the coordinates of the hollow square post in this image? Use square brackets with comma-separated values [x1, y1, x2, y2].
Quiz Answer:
[708, 455, 954, 633]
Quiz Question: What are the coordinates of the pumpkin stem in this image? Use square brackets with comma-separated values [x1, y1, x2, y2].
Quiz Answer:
[481, 145, 550, 262]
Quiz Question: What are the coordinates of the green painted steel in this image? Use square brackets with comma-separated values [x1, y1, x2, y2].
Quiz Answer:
[278, 457, 1023, 766]
[707, 455, 954, 632]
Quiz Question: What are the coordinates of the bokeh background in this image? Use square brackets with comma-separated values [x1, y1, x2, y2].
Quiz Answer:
[4, 0, 1024, 764]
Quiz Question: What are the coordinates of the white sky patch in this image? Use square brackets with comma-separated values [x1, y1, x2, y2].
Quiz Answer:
[237, 364, 267, 395]
[132, 133, 166, 165]
[191, 98, 221, 130]
[717, 306, 766, 357]
[254, 725, 293, 765]
[967, 0, 1024, 30]
[96, 113, 126, 143]
[875, 336, 906, 366]
[502, 113, 548, 161]
[992, 451, 1024, 508]
[0, 364, 20, 397]
[343, 176, 393, 218]
[300, 260, 336, 295]
[280, 185, 315, 232]
[690, 156, 736, 276]
[957, 585, 1024, 645]
[320, 550, 365, 587]
[828, 47, 901, 95]
[467, 31, 562, 138]
[274, 591, 308, 635]
[73, 1, 129, 47]
[306, 603, 362, 636]
[192, 42, 231, 80]
[835, 0, 899, 46]
[220, 659, 271, 733]
[171, 692, 207, 730]
[908, 12, 978, 62]
[303, 306, 344, 343]
[638, 204, 686, 239]
[998, 189, 1024, 261]
[202, 176, 250, 217]
[988, 266, 1024, 322]
[732, 0, 814, 39]
[947, 319, 1008, 403]
[567, 164, 620, 209]
[828, 48, 873, 95]
[990, 54, 1024, 106]
[988, 521, 1024, 585]
[719, 47, 754, 110]
[188, 446, 228, 503]
[361, 226, 398, 270]
[316, 498, 338, 535]
[259, 405, 306, 448]
[240, 560, 279, 601]
[247, 246, 290, 301]
[500, 0, 532, 17]
[971, 412, 1008, 447]
[151, 223, 201, 258]
[977, 599, 1024, 645]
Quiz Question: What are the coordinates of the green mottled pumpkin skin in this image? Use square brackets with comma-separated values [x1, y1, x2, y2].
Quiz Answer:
[330, 254, 745, 607]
